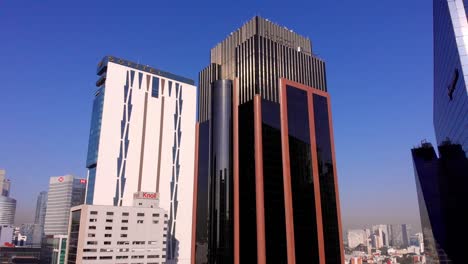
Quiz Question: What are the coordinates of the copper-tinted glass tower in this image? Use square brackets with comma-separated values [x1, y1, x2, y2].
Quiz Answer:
[192, 16, 344, 264]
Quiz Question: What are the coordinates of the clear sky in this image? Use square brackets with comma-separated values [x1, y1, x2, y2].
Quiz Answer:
[1, 0, 434, 231]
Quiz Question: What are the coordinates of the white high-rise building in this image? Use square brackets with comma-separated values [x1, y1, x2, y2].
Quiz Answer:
[372, 224, 389, 247]
[44, 175, 86, 236]
[84, 56, 196, 263]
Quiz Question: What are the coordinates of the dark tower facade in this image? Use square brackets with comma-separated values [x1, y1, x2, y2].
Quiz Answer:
[192, 16, 344, 264]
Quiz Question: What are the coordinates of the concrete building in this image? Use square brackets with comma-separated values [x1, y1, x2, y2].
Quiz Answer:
[0, 170, 16, 226]
[388, 224, 410, 248]
[44, 175, 86, 236]
[371, 225, 389, 247]
[0, 225, 14, 246]
[65, 192, 168, 264]
[347, 229, 368, 249]
[32, 191, 47, 246]
[84, 56, 197, 263]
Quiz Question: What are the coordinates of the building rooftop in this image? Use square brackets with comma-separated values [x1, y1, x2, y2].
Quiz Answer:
[97, 56, 195, 85]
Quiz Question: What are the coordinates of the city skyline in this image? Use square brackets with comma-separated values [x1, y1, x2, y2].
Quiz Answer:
[0, 0, 433, 232]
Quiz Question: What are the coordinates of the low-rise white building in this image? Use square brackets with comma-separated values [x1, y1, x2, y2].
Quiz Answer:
[65, 192, 168, 264]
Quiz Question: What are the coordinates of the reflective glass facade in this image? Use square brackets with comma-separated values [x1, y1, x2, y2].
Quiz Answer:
[66, 210, 81, 264]
[194, 16, 343, 263]
[433, 0, 468, 155]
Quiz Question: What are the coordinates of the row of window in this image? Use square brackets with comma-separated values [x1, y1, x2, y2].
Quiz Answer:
[86, 240, 165, 246]
[90, 211, 167, 218]
[88, 219, 166, 226]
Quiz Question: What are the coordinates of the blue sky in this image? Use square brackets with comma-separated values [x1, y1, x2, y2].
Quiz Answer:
[1, 0, 434, 231]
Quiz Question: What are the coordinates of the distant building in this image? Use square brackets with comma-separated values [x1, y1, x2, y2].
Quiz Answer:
[371, 225, 389, 247]
[0, 169, 11, 197]
[32, 191, 47, 246]
[65, 192, 168, 263]
[347, 229, 368, 249]
[388, 224, 410, 248]
[0, 225, 14, 246]
[44, 175, 86, 236]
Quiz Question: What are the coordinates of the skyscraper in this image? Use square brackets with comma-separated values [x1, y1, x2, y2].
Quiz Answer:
[32, 191, 47, 246]
[193, 16, 343, 264]
[85, 56, 197, 263]
[410, 0, 468, 262]
[388, 224, 410, 248]
[433, 0, 468, 154]
[0, 170, 16, 225]
[44, 175, 86, 236]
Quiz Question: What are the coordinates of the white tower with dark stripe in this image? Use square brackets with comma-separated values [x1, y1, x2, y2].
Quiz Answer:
[85, 56, 197, 263]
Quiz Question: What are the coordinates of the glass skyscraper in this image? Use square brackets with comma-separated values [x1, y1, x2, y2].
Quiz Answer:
[193, 16, 343, 264]
[411, 1, 468, 262]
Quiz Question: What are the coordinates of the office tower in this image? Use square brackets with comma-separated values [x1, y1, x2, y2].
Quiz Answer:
[388, 224, 410, 248]
[193, 16, 343, 264]
[433, 0, 468, 154]
[412, 141, 468, 262]
[32, 191, 47, 246]
[371, 225, 389, 247]
[44, 175, 86, 236]
[0, 170, 16, 225]
[65, 192, 168, 264]
[85, 56, 196, 263]
[347, 229, 368, 249]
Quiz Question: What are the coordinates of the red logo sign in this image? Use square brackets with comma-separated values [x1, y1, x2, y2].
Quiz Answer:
[58, 177, 64, 182]
[142, 192, 158, 199]
[80, 179, 87, 184]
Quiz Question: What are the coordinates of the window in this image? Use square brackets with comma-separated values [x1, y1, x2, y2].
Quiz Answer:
[105, 234, 112, 237]
[99, 256, 112, 260]
[89, 226, 96, 230]
[132, 241, 145, 245]
[106, 219, 113, 223]
[89, 218, 97, 222]
[100, 249, 113, 252]
[121, 234, 127, 238]
[137, 213, 145, 217]
[137, 220, 144, 224]
[104, 241, 111, 245]
[83, 248, 97, 252]
[105, 226, 112, 230]
[122, 219, 128, 223]
[148, 255, 159, 258]
[90, 211, 98, 215]
[106, 212, 114, 216]
[117, 241, 129, 245]
[87, 241, 97, 245]
[83, 256, 97, 260]
[131, 255, 145, 259]
[163, 227, 167, 230]
[116, 256, 129, 259]
[153, 220, 159, 224]
[88, 233, 95, 237]
[122, 212, 129, 216]
[121, 226, 128, 230]
[118, 248, 129, 252]
[148, 241, 158, 245]
[152, 213, 160, 217]
[164, 220, 168, 224]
